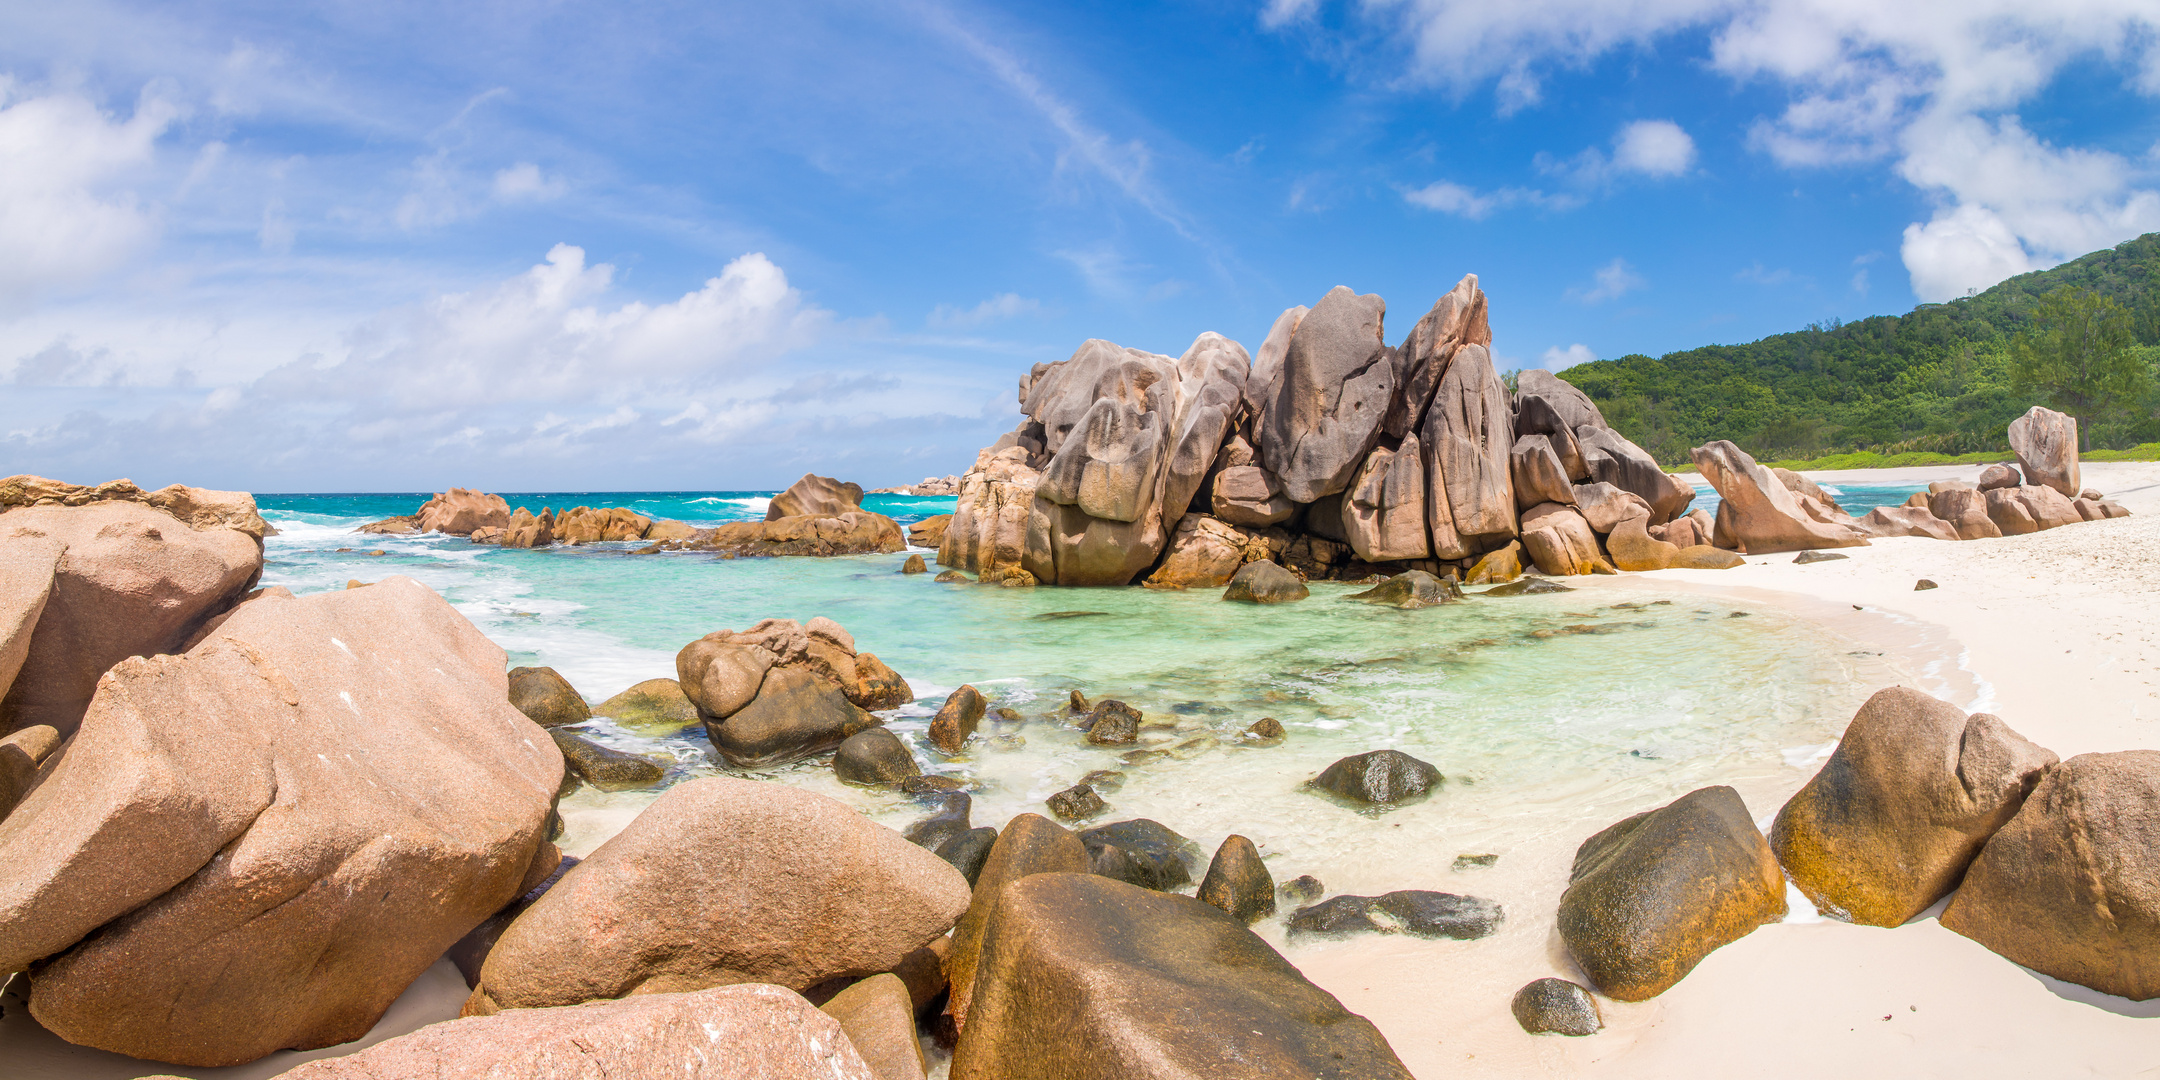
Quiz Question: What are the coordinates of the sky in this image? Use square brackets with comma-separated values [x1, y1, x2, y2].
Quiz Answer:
[2, 0, 2157, 492]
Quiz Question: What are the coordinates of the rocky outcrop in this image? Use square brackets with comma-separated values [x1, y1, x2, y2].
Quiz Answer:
[1210, 464, 1294, 526]
[499, 507, 555, 548]
[1857, 505, 1959, 541]
[0, 578, 559, 1066]
[1143, 514, 1250, 589]
[1941, 750, 2160, 1001]
[554, 506, 654, 544]
[2008, 405, 2081, 498]
[907, 513, 952, 549]
[1515, 370, 1605, 434]
[1510, 435, 1575, 510]
[1258, 287, 1394, 505]
[690, 510, 905, 558]
[1570, 482, 1651, 533]
[1342, 434, 1430, 561]
[1578, 428, 1691, 525]
[1557, 785, 1786, 1001]
[2012, 483, 2082, 530]
[939, 447, 1042, 579]
[676, 618, 907, 767]
[1926, 487, 2001, 541]
[1, 495, 264, 737]
[1607, 516, 1681, 572]
[1222, 559, 1308, 603]
[1520, 503, 1608, 576]
[1977, 464, 2020, 491]
[469, 777, 968, 1013]
[768, 474, 866, 520]
[1771, 687, 2056, 927]
[821, 974, 927, 1080]
[1692, 441, 1867, 553]
[1387, 274, 1489, 440]
[1422, 343, 1516, 553]
[950, 873, 1413, 1080]
[416, 488, 511, 535]
[275, 984, 876, 1080]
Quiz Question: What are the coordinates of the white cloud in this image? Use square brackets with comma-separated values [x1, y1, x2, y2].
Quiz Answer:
[1570, 258, 1645, 304]
[1900, 203, 2035, 302]
[1261, 0, 1322, 29]
[493, 162, 567, 202]
[1542, 343, 1596, 369]
[1401, 180, 1579, 218]
[928, 293, 1042, 327]
[1612, 119, 1696, 176]
[0, 84, 181, 305]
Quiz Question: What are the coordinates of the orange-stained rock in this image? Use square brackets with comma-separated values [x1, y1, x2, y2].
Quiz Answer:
[768, 474, 866, 520]
[471, 778, 969, 1012]
[1693, 441, 1867, 553]
[0, 578, 558, 1067]
[499, 506, 555, 548]
[272, 984, 874, 1079]
[1464, 540, 1523, 584]
[943, 814, 1089, 1031]
[940, 448, 1042, 578]
[416, 488, 510, 535]
[1606, 516, 1679, 571]
[554, 506, 653, 544]
[1927, 487, 2002, 540]
[1144, 514, 1250, 589]
[1771, 687, 2056, 927]
[1519, 503, 1606, 576]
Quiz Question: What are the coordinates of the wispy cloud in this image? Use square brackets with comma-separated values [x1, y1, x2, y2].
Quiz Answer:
[1400, 180, 1580, 219]
[1541, 343, 1597, 369]
[1568, 258, 1645, 304]
[927, 292, 1042, 327]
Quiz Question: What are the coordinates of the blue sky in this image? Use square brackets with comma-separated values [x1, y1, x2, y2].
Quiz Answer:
[3, 0, 2157, 492]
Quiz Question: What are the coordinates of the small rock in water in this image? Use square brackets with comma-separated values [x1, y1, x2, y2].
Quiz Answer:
[1346, 570, 1460, 609]
[1915, 578, 1939, 591]
[1083, 700, 1142, 745]
[928, 684, 987, 755]
[1287, 891, 1504, 940]
[833, 727, 921, 786]
[1310, 749, 1443, 807]
[902, 791, 972, 850]
[1119, 748, 1167, 766]
[1793, 550, 1849, 564]
[900, 774, 967, 794]
[901, 554, 928, 574]
[1197, 835, 1276, 924]
[509, 666, 592, 728]
[591, 678, 699, 732]
[1481, 577, 1572, 596]
[1079, 819, 1204, 891]
[1243, 717, 1287, 746]
[1079, 769, 1126, 792]
[989, 734, 1026, 751]
[994, 706, 1023, 722]
[1046, 783, 1106, 821]
[1512, 977, 1602, 1036]
[367, 549, 387, 556]
[1453, 853, 1499, 871]
[1279, 875, 1326, 905]
[549, 730, 666, 791]
[934, 827, 999, 888]
[934, 570, 970, 583]
[1727, 611, 1750, 618]
[1222, 560, 1310, 604]
[1068, 688, 1091, 713]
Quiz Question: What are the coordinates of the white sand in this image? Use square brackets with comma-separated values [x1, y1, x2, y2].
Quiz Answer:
[1305, 461, 2160, 1078]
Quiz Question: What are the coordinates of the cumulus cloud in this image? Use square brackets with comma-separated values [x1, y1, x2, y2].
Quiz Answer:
[1542, 343, 1596, 369]
[927, 292, 1042, 327]
[1341, 0, 2160, 297]
[1569, 258, 1645, 304]
[1612, 120, 1697, 176]
[0, 84, 180, 305]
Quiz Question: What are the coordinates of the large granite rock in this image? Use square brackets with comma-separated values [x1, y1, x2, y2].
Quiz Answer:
[1342, 434, 1431, 561]
[1386, 273, 1489, 439]
[1240, 305, 1307, 438]
[768, 474, 866, 520]
[1258, 286, 1396, 504]
[1941, 750, 2160, 1001]
[1511, 435, 1576, 511]
[950, 873, 1413, 1080]
[416, 488, 510, 535]
[1210, 465, 1294, 527]
[0, 535, 62, 713]
[470, 777, 968, 1012]
[1557, 785, 1786, 1001]
[1421, 343, 1516, 549]
[1311, 749, 1441, 805]
[707, 666, 877, 768]
[820, 973, 926, 1080]
[1856, 505, 1959, 541]
[2008, 405, 2080, 498]
[508, 665, 592, 728]
[1514, 370, 1606, 433]
[940, 447, 1042, 578]
[1222, 559, 1308, 603]
[1144, 514, 1249, 589]
[1577, 428, 1691, 525]
[1771, 687, 2056, 927]
[499, 506, 555, 548]
[944, 813, 1090, 1030]
[1570, 481, 1652, 534]
[929, 684, 987, 755]
[1926, 487, 2002, 540]
[907, 513, 952, 549]
[677, 618, 902, 767]
[0, 578, 559, 1066]
[1158, 332, 1253, 527]
[691, 510, 905, 557]
[1977, 463, 2020, 491]
[273, 984, 876, 1080]
[1520, 503, 1606, 576]
[2012, 483, 2082, 530]
[0, 498, 263, 736]
[1607, 516, 1681, 572]
[1077, 818, 1204, 892]
[554, 506, 654, 544]
[1692, 440, 1867, 553]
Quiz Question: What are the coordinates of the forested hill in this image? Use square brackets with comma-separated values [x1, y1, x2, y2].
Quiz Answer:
[1557, 231, 2160, 465]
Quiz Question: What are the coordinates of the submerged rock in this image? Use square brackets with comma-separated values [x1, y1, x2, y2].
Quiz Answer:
[1197, 835, 1276, 924]
[550, 729, 666, 791]
[1772, 687, 2056, 926]
[1557, 785, 1786, 1001]
[1285, 890, 1503, 940]
[1081, 699, 1141, 745]
[1222, 560, 1309, 604]
[591, 677, 698, 731]
[1347, 570, 1458, 608]
[1243, 716, 1286, 746]
[469, 777, 969, 1012]
[950, 873, 1414, 1080]
[1941, 750, 2160, 1001]
[1078, 819, 1204, 892]
[1278, 875, 1326, 905]
[1511, 978, 1602, 1037]
[1311, 749, 1442, 806]
[508, 666, 592, 728]
[1046, 783, 1106, 821]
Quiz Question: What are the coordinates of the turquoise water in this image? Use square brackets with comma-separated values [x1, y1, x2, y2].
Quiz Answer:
[1686, 481, 1919, 520]
[253, 489, 1912, 887]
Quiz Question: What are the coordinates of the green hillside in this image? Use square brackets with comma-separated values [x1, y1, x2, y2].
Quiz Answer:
[1558, 232, 2160, 467]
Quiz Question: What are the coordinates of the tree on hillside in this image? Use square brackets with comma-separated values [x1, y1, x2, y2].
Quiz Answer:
[2010, 286, 2149, 449]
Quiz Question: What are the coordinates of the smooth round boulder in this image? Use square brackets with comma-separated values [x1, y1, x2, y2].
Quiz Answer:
[929, 684, 987, 755]
[1771, 687, 2056, 927]
[590, 677, 698, 732]
[1557, 785, 1786, 1001]
[935, 826, 999, 887]
[1222, 560, 1309, 604]
[549, 729, 666, 791]
[1511, 977, 1602, 1036]
[1976, 463, 2020, 491]
[950, 873, 1413, 1080]
[1940, 750, 2160, 1001]
[508, 666, 592, 728]
[1310, 749, 1442, 806]
[819, 974, 926, 1080]
[834, 727, 921, 786]
[943, 814, 1090, 1030]
[704, 666, 878, 769]
[674, 637, 775, 720]
[469, 777, 970, 1012]
[901, 553, 928, 574]
[1197, 835, 1276, 924]
[1078, 819, 1204, 892]
[901, 791, 972, 851]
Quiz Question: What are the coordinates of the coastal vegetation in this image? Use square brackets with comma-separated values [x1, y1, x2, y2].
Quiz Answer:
[1560, 232, 2160, 466]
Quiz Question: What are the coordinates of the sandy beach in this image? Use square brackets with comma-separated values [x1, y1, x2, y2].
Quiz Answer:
[1304, 460, 2160, 1078]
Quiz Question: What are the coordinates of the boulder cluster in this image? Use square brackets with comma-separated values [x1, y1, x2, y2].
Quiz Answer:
[872, 474, 961, 496]
[1540, 685, 2160, 1026]
[935, 277, 1714, 588]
